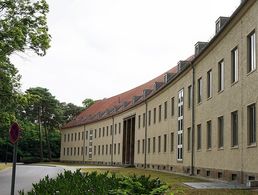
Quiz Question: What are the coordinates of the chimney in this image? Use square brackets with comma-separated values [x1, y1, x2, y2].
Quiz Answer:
[195, 41, 208, 56]
[215, 17, 229, 34]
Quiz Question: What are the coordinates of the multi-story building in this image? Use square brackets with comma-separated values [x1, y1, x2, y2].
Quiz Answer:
[61, 0, 258, 183]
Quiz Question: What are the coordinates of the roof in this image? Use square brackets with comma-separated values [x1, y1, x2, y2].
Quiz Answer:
[62, 64, 180, 129]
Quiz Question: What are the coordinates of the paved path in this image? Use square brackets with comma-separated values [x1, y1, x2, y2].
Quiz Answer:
[0, 165, 64, 195]
[184, 182, 248, 189]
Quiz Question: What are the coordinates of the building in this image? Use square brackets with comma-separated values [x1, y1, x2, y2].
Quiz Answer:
[61, 0, 258, 184]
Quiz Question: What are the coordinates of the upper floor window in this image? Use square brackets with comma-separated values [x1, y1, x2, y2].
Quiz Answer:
[148, 110, 151, 126]
[138, 115, 141, 129]
[188, 85, 192, 108]
[159, 105, 162, 122]
[218, 60, 224, 92]
[171, 97, 175, 116]
[197, 77, 202, 103]
[207, 69, 212, 98]
[164, 101, 167, 119]
[153, 108, 156, 124]
[143, 113, 146, 127]
[231, 47, 239, 83]
[248, 30, 256, 73]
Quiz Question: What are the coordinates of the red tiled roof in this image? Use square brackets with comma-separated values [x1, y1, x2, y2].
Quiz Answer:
[62, 56, 194, 129]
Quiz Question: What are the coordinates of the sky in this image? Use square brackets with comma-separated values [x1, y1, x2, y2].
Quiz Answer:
[11, 0, 241, 106]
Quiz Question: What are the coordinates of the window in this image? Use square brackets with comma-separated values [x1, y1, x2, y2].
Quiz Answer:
[98, 145, 100, 155]
[198, 77, 202, 103]
[153, 137, 156, 153]
[153, 108, 156, 124]
[188, 85, 192, 108]
[115, 124, 117, 135]
[77, 147, 80, 155]
[171, 97, 175, 116]
[218, 60, 224, 92]
[106, 144, 108, 155]
[143, 113, 146, 127]
[164, 134, 167, 152]
[102, 145, 104, 155]
[71, 133, 73, 141]
[86, 131, 88, 140]
[231, 47, 239, 83]
[106, 126, 109, 136]
[138, 140, 140, 154]
[85, 146, 87, 156]
[187, 128, 191, 151]
[248, 31, 256, 72]
[207, 121, 212, 149]
[64, 134, 66, 142]
[248, 104, 256, 145]
[197, 124, 202, 150]
[75, 133, 77, 141]
[102, 127, 105, 137]
[99, 128, 101, 137]
[207, 70, 212, 98]
[231, 111, 238, 147]
[148, 110, 151, 126]
[118, 143, 120, 154]
[82, 131, 84, 140]
[218, 116, 224, 148]
[148, 138, 150, 153]
[78, 132, 80, 141]
[171, 132, 174, 151]
[177, 89, 184, 161]
[138, 115, 141, 129]
[114, 144, 116, 155]
[119, 123, 121, 134]
[142, 139, 145, 154]
[94, 129, 96, 138]
[94, 146, 96, 155]
[164, 101, 167, 119]
[159, 105, 162, 122]
[74, 147, 76, 156]
[110, 125, 112, 136]
[67, 148, 69, 156]
[110, 144, 112, 155]
[158, 136, 161, 153]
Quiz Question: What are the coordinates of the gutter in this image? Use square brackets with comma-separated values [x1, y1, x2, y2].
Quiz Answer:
[144, 101, 148, 168]
[111, 116, 114, 165]
[190, 64, 195, 175]
[83, 124, 86, 163]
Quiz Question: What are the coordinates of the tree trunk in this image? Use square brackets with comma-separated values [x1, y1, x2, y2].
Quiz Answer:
[44, 125, 52, 161]
[38, 107, 43, 161]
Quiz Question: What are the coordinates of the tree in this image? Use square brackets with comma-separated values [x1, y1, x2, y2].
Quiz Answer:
[0, 0, 51, 161]
[82, 98, 94, 108]
[25, 87, 63, 161]
[61, 102, 83, 123]
[0, 0, 51, 57]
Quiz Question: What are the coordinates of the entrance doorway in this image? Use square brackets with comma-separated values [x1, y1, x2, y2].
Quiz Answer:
[122, 116, 135, 165]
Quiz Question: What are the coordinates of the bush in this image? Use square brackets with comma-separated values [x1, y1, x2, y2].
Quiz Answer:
[19, 169, 168, 195]
[21, 157, 41, 164]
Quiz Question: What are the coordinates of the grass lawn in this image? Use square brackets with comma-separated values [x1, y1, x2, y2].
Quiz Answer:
[0, 163, 11, 171]
[81, 167, 258, 195]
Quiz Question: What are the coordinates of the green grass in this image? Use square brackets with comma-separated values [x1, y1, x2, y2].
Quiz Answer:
[81, 168, 258, 195]
[0, 163, 11, 171]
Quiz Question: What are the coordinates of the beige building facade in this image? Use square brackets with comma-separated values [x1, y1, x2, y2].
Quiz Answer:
[61, 0, 258, 183]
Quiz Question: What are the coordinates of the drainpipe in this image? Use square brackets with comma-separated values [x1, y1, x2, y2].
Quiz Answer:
[111, 116, 114, 165]
[144, 101, 148, 168]
[83, 125, 86, 164]
[191, 64, 195, 176]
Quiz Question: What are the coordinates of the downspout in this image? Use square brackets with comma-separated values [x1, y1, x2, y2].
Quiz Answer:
[83, 125, 86, 163]
[111, 116, 114, 165]
[144, 101, 148, 168]
[191, 63, 195, 176]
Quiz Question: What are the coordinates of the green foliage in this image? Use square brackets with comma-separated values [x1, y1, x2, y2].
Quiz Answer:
[20, 170, 168, 195]
[82, 98, 94, 108]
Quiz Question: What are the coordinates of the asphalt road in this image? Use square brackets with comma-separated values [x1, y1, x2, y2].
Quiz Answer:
[0, 165, 64, 195]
